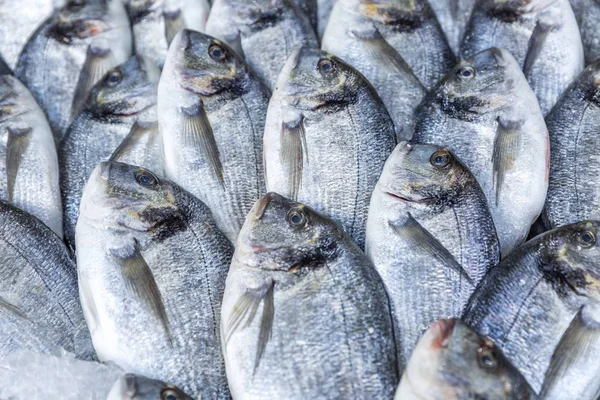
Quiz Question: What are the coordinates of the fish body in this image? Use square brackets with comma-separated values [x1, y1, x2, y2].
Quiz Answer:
[463, 221, 600, 393]
[461, 0, 584, 115]
[317, 0, 335, 38]
[0, 201, 92, 360]
[429, 0, 476, 56]
[292, 0, 317, 31]
[222, 192, 398, 399]
[570, 0, 600, 65]
[264, 48, 396, 249]
[0, 74, 62, 237]
[76, 162, 233, 399]
[366, 142, 500, 369]
[413, 48, 549, 257]
[107, 373, 194, 400]
[60, 56, 158, 251]
[543, 61, 600, 229]
[159, 29, 268, 243]
[15, 0, 132, 140]
[396, 319, 536, 399]
[205, 0, 318, 90]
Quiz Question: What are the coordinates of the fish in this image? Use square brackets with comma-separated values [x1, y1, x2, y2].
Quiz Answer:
[76, 161, 233, 399]
[107, 374, 193, 400]
[317, 0, 335, 38]
[0, 0, 64, 70]
[428, 0, 476, 56]
[205, 0, 318, 90]
[321, 0, 431, 140]
[0, 74, 63, 237]
[0, 200, 93, 360]
[15, 0, 132, 141]
[221, 192, 398, 399]
[570, 0, 600, 65]
[463, 220, 600, 393]
[395, 318, 536, 399]
[60, 56, 159, 251]
[412, 48, 549, 258]
[461, 0, 584, 115]
[366, 142, 500, 370]
[124, 0, 211, 69]
[263, 48, 396, 249]
[543, 61, 600, 229]
[159, 29, 269, 243]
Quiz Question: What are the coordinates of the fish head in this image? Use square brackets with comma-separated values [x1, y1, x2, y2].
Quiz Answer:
[404, 319, 533, 398]
[106, 374, 193, 400]
[235, 192, 343, 271]
[165, 29, 248, 96]
[80, 162, 183, 234]
[228, 0, 285, 27]
[86, 56, 159, 117]
[275, 48, 361, 112]
[357, 0, 430, 30]
[482, 0, 555, 18]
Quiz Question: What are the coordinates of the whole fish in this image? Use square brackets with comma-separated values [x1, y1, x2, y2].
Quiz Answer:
[396, 319, 536, 399]
[0, 74, 63, 237]
[107, 374, 194, 400]
[461, 0, 584, 115]
[76, 162, 233, 399]
[366, 142, 500, 369]
[0, 0, 64, 70]
[15, 0, 132, 140]
[159, 29, 269, 243]
[60, 56, 158, 251]
[110, 118, 163, 175]
[543, 61, 600, 229]
[321, 0, 432, 140]
[317, 0, 335, 38]
[264, 48, 396, 249]
[222, 192, 398, 399]
[413, 48, 549, 257]
[124, 0, 211, 69]
[570, 0, 600, 65]
[0, 201, 92, 360]
[205, 0, 318, 90]
[429, 0, 476, 56]
[463, 221, 600, 393]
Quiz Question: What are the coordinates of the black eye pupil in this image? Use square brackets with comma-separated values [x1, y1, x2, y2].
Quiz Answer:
[110, 75, 119, 82]
[167, 395, 176, 400]
[462, 69, 471, 77]
[583, 234, 591, 242]
[435, 156, 444, 164]
[212, 49, 221, 57]
[291, 214, 301, 224]
[140, 175, 150, 184]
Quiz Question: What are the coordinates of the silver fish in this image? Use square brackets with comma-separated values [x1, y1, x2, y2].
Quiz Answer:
[76, 162, 233, 399]
[463, 221, 600, 393]
[543, 61, 600, 229]
[222, 192, 398, 399]
[413, 48, 549, 257]
[60, 56, 158, 251]
[395, 319, 536, 399]
[461, 0, 584, 115]
[159, 29, 269, 243]
[0, 74, 63, 237]
[264, 48, 396, 249]
[570, 0, 600, 65]
[107, 374, 193, 400]
[429, 0, 476, 56]
[317, 0, 335, 38]
[205, 0, 318, 90]
[0, 201, 92, 360]
[15, 0, 132, 141]
[366, 142, 500, 370]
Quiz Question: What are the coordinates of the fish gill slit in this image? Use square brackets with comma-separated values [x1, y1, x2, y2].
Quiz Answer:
[573, 102, 591, 221]
[452, 207, 464, 296]
[345, 107, 360, 239]
[500, 276, 543, 343]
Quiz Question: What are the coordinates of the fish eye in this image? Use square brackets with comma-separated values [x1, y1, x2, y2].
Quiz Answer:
[477, 346, 498, 370]
[67, 0, 85, 11]
[105, 70, 122, 86]
[456, 66, 475, 80]
[135, 170, 159, 188]
[577, 230, 596, 247]
[161, 388, 179, 400]
[287, 208, 307, 228]
[318, 59, 335, 76]
[208, 43, 227, 62]
[430, 150, 452, 168]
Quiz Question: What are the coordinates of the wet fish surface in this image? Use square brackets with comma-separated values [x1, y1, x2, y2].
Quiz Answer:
[264, 48, 396, 249]
[107, 373, 194, 400]
[543, 61, 600, 229]
[317, 0, 335, 38]
[60, 56, 158, 251]
[570, 0, 600, 65]
[413, 48, 549, 257]
[222, 192, 398, 400]
[463, 221, 600, 393]
[159, 29, 269, 243]
[429, 0, 476, 56]
[76, 162, 233, 399]
[0, 74, 63, 237]
[461, 0, 584, 115]
[366, 142, 500, 370]
[205, 0, 318, 90]
[15, 0, 132, 140]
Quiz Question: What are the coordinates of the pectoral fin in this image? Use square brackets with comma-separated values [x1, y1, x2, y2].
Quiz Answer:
[72, 45, 115, 119]
[164, 10, 186, 46]
[280, 117, 307, 201]
[523, 21, 556, 77]
[0, 296, 27, 319]
[492, 119, 521, 205]
[110, 120, 159, 162]
[6, 127, 31, 202]
[390, 214, 473, 286]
